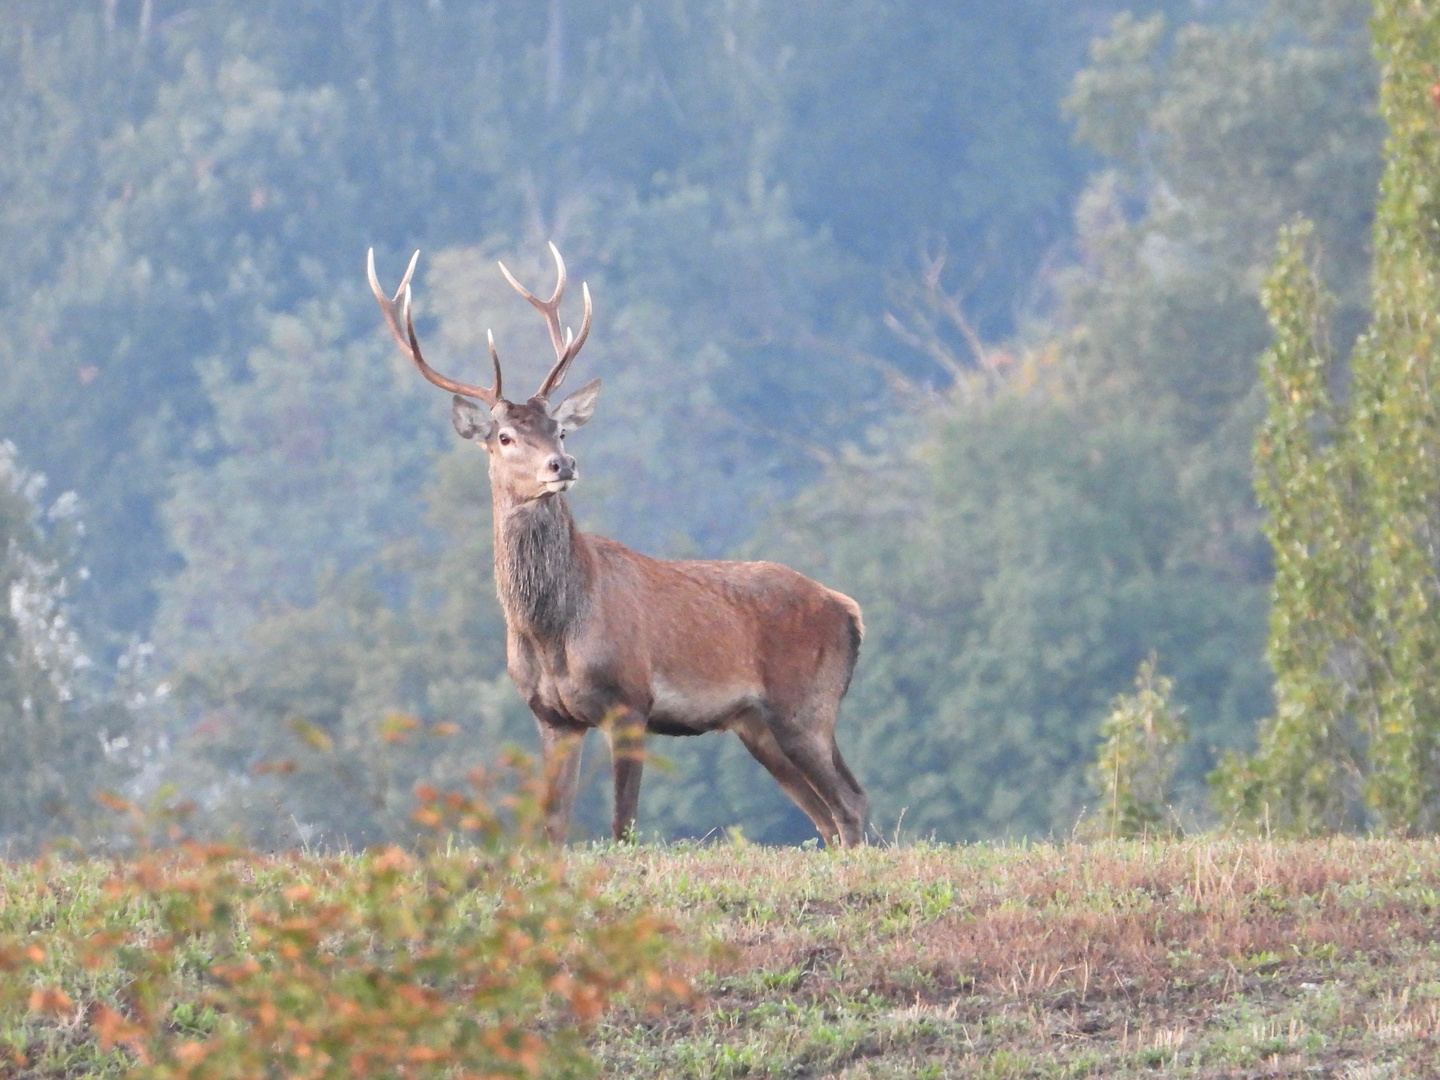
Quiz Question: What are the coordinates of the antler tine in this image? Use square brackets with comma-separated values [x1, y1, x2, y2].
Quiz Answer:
[497, 243, 567, 360]
[487, 329, 503, 402]
[367, 247, 420, 356]
[367, 248, 501, 407]
[497, 242, 593, 399]
[538, 280, 591, 398]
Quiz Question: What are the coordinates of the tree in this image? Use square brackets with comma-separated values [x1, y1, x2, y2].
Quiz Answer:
[1349, 1, 1440, 831]
[746, 359, 1268, 842]
[1223, 3, 1440, 834]
[1211, 222, 1370, 833]
[1086, 654, 1188, 839]
[1, 0, 1174, 647]
[5, 0, 1378, 844]
[672, 0, 1382, 843]
[153, 298, 440, 654]
[1062, 3, 1379, 437]
[0, 443, 129, 851]
[1057, 1, 1378, 623]
[3, 27, 366, 636]
[146, 437, 540, 849]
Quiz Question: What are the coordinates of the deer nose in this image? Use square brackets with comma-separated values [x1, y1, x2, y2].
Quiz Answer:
[546, 454, 576, 481]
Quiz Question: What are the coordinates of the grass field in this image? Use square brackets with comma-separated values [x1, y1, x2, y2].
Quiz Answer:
[6, 836, 1440, 1078]
[586, 838, 1440, 1077]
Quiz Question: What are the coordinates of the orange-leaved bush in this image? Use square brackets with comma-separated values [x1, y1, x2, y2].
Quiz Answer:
[1, 755, 687, 1079]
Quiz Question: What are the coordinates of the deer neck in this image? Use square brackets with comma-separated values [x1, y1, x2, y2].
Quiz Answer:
[492, 490, 591, 641]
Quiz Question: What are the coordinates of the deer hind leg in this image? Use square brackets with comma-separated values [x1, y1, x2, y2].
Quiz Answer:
[535, 716, 586, 844]
[769, 709, 868, 847]
[602, 707, 646, 842]
[732, 714, 841, 844]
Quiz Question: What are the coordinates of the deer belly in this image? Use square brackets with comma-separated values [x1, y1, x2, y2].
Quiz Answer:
[647, 675, 762, 735]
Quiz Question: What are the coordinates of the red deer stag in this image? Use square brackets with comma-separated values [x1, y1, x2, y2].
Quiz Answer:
[367, 244, 868, 845]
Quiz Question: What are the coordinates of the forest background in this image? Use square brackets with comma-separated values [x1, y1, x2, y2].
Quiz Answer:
[0, 0, 1385, 850]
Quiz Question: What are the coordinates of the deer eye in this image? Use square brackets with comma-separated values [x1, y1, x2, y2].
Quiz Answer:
[498, 432, 513, 446]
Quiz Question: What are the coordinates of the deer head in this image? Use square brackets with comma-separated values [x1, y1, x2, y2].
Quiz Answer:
[367, 243, 602, 503]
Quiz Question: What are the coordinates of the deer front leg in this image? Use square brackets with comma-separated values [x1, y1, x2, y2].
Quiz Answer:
[603, 706, 646, 842]
[535, 715, 585, 844]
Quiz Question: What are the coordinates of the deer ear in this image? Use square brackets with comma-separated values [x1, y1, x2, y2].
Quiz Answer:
[452, 395, 495, 442]
[551, 377, 601, 433]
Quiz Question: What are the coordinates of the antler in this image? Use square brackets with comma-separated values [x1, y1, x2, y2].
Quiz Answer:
[497, 241, 592, 399]
[367, 248, 502, 407]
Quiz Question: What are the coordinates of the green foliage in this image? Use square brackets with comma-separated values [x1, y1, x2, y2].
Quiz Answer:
[154, 299, 440, 654]
[1065, 13, 1166, 165]
[722, 357, 1269, 843]
[0, 767, 683, 1079]
[149, 448, 532, 849]
[0, 0, 1395, 845]
[158, 581, 518, 850]
[1221, 6, 1440, 836]
[1086, 655, 1188, 838]
[3, 27, 365, 634]
[0, 442, 130, 852]
[1348, 0, 1440, 831]
[681, 0, 1382, 843]
[0, 0, 1132, 645]
[1211, 221, 1369, 834]
[1061, 1, 1378, 441]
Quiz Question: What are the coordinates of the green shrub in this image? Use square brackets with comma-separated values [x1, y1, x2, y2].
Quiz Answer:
[1085, 655, 1188, 838]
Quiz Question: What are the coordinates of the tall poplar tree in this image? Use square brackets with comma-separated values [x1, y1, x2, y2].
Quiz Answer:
[1212, 222, 1371, 832]
[1350, 0, 1440, 831]
[1220, 3, 1440, 833]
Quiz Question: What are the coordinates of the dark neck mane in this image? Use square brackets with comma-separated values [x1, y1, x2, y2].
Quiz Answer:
[493, 494, 589, 640]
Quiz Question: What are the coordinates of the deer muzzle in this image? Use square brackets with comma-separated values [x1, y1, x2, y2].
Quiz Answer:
[540, 453, 577, 492]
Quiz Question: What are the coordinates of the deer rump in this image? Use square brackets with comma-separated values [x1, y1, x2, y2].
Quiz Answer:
[368, 242, 869, 845]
